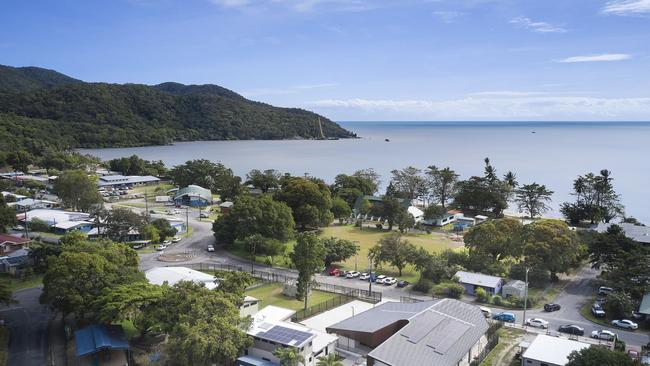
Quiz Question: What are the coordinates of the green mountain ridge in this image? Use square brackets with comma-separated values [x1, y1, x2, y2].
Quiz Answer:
[0, 64, 354, 157]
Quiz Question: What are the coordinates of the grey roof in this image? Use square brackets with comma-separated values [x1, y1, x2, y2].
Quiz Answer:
[367, 299, 490, 366]
[454, 271, 503, 289]
[97, 175, 160, 187]
[504, 280, 526, 290]
[596, 222, 650, 244]
[327, 301, 438, 333]
[639, 293, 650, 315]
[174, 185, 212, 202]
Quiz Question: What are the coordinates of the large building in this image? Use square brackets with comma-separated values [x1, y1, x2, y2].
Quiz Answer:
[97, 175, 160, 188]
[326, 299, 490, 366]
[145, 266, 219, 290]
[174, 185, 213, 207]
[521, 335, 590, 366]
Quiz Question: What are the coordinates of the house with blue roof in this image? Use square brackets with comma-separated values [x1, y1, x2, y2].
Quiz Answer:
[74, 324, 130, 366]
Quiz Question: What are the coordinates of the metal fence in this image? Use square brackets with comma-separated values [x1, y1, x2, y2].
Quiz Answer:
[291, 294, 355, 322]
[470, 322, 502, 366]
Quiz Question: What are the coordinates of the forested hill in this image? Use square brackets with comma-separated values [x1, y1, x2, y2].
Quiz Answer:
[0, 65, 355, 155]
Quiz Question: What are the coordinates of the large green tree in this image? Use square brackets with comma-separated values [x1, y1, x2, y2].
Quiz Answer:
[452, 158, 511, 217]
[274, 177, 333, 230]
[390, 166, 426, 200]
[246, 169, 282, 193]
[332, 169, 380, 206]
[0, 195, 17, 232]
[273, 347, 305, 366]
[567, 346, 639, 366]
[104, 207, 145, 241]
[425, 166, 459, 208]
[372, 232, 417, 276]
[169, 159, 243, 200]
[322, 237, 359, 267]
[290, 233, 325, 302]
[464, 218, 523, 262]
[561, 170, 623, 224]
[213, 195, 295, 245]
[514, 183, 554, 218]
[331, 197, 352, 223]
[54, 169, 103, 212]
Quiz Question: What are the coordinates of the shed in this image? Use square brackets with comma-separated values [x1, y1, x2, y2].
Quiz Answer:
[74, 324, 129, 365]
[521, 334, 589, 366]
[502, 280, 526, 298]
[454, 270, 504, 296]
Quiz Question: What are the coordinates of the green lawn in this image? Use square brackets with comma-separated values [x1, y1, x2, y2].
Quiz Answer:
[0, 273, 43, 292]
[245, 283, 339, 311]
[319, 225, 462, 283]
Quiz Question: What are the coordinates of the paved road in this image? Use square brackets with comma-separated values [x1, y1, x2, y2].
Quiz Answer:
[0, 287, 51, 366]
[134, 205, 650, 347]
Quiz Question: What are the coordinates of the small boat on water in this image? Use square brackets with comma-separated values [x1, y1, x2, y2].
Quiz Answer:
[531, 131, 536, 134]
[385, 138, 390, 142]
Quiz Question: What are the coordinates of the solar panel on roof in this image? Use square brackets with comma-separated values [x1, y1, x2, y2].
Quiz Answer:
[257, 325, 312, 346]
[427, 322, 471, 353]
[400, 311, 445, 344]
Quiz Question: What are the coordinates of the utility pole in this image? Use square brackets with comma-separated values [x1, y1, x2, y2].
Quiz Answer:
[251, 239, 256, 274]
[368, 254, 373, 293]
[23, 206, 28, 239]
[185, 206, 189, 238]
[144, 188, 149, 221]
[522, 266, 530, 327]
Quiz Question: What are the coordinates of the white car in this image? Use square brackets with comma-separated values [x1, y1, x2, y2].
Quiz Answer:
[172, 236, 182, 243]
[525, 318, 549, 329]
[611, 319, 638, 330]
[383, 277, 397, 285]
[346, 271, 360, 279]
[359, 273, 370, 280]
[155, 244, 167, 251]
[591, 330, 617, 341]
[162, 240, 172, 246]
[207, 245, 215, 252]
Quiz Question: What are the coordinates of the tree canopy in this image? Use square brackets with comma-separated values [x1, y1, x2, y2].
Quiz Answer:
[54, 169, 103, 212]
[274, 177, 333, 230]
[290, 233, 325, 301]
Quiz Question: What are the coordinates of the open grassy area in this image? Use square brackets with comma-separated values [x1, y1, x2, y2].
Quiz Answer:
[0, 273, 43, 292]
[320, 225, 462, 283]
[245, 283, 339, 311]
[131, 183, 176, 196]
[480, 327, 525, 366]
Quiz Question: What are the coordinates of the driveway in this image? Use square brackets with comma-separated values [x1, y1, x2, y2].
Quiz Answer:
[0, 287, 51, 366]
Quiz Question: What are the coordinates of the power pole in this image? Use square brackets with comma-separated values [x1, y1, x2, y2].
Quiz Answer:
[185, 206, 189, 238]
[144, 188, 149, 221]
[522, 266, 530, 327]
[23, 206, 28, 239]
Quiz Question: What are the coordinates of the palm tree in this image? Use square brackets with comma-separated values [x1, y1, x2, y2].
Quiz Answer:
[273, 347, 305, 366]
[316, 354, 343, 366]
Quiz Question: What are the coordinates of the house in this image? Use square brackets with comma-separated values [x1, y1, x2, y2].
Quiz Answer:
[596, 222, 650, 245]
[74, 324, 130, 366]
[167, 218, 187, 234]
[407, 206, 424, 223]
[241, 305, 338, 366]
[17, 209, 90, 226]
[502, 280, 527, 298]
[0, 248, 31, 275]
[1, 191, 27, 201]
[174, 185, 213, 207]
[97, 174, 160, 188]
[145, 266, 219, 289]
[9, 198, 58, 211]
[352, 195, 411, 215]
[521, 335, 590, 366]
[52, 220, 95, 235]
[454, 271, 504, 296]
[422, 212, 456, 227]
[326, 299, 490, 366]
[475, 215, 489, 223]
[0, 234, 31, 256]
[240, 296, 260, 318]
[220, 201, 234, 214]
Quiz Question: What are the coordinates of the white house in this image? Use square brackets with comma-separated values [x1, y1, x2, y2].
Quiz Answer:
[407, 206, 424, 223]
[521, 335, 590, 366]
[145, 267, 219, 290]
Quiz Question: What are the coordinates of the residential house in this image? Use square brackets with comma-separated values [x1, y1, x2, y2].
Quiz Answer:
[638, 293, 650, 316]
[52, 220, 95, 235]
[326, 299, 490, 366]
[241, 305, 338, 366]
[407, 206, 424, 223]
[502, 280, 527, 298]
[17, 209, 90, 226]
[454, 271, 504, 296]
[174, 185, 213, 207]
[74, 324, 130, 366]
[145, 266, 219, 289]
[220, 201, 234, 214]
[0, 234, 30, 256]
[0, 248, 31, 275]
[97, 174, 160, 188]
[9, 198, 58, 211]
[521, 335, 590, 366]
[240, 296, 260, 318]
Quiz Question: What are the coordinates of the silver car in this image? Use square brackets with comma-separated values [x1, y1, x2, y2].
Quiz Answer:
[611, 319, 638, 330]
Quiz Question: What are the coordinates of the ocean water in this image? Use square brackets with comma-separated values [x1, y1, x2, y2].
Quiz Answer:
[79, 121, 650, 223]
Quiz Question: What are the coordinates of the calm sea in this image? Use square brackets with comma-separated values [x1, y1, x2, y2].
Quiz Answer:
[79, 121, 650, 223]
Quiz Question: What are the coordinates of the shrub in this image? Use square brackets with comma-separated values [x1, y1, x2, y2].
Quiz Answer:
[493, 295, 504, 306]
[28, 218, 51, 232]
[413, 278, 433, 294]
[445, 283, 465, 299]
[475, 287, 490, 303]
[615, 339, 626, 352]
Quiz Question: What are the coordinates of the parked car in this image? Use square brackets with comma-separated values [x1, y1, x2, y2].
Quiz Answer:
[162, 240, 172, 246]
[359, 273, 370, 280]
[155, 244, 167, 251]
[207, 244, 215, 252]
[479, 306, 492, 318]
[591, 330, 617, 341]
[544, 303, 561, 312]
[200, 212, 210, 218]
[628, 350, 640, 360]
[396, 280, 409, 288]
[591, 303, 606, 318]
[375, 275, 387, 284]
[131, 243, 145, 250]
[329, 268, 342, 276]
[172, 236, 182, 243]
[346, 271, 360, 279]
[383, 277, 397, 285]
[525, 318, 549, 329]
[339, 270, 350, 277]
[611, 319, 638, 330]
[598, 286, 614, 296]
[492, 312, 516, 323]
[558, 324, 585, 336]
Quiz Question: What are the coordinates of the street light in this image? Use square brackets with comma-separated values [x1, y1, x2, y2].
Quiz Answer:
[522, 266, 530, 327]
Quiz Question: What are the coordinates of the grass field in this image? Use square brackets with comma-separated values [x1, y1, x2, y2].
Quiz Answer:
[320, 225, 462, 283]
[0, 273, 43, 292]
[245, 283, 339, 311]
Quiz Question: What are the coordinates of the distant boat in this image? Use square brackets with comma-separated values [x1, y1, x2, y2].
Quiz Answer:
[385, 138, 390, 142]
[531, 131, 536, 134]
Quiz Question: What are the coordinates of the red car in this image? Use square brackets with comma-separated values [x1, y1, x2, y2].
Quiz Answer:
[329, 268, 341, 276]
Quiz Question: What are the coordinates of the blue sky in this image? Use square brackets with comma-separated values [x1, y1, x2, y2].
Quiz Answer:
[1, 0, 650, 121]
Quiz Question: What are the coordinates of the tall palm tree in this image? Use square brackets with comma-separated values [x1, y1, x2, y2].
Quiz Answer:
[316, 354, 343, 366]
[273, 347, 305, 366]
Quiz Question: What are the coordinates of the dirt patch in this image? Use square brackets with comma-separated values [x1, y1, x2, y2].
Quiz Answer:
[157, 252, 193, 262]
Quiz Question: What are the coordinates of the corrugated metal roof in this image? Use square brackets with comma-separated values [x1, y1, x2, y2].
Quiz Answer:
[326, 300, 439, 333]
[454, 271, 503, 289]
[174, 185, 212, 202]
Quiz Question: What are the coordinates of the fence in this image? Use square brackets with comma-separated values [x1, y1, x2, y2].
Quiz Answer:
[186, 262, 382, 303]
[470, 322, 502, 366]
[291, 294, 354, 322]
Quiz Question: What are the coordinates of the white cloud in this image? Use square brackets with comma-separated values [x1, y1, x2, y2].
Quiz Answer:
[510, 17, 566, 33]
[308, 95, 650, 120]
[602, 0, 650, 16]
[558, 53, 631, 63]
[432, 11, 463, 23]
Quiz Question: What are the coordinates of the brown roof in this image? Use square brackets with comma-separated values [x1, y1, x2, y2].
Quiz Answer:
[0, 234, 31, 245]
